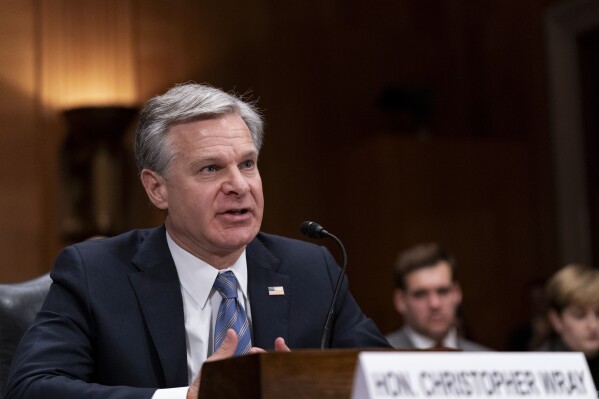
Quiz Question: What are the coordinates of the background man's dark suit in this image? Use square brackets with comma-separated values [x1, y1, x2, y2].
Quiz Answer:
[6, 226, 389, 399]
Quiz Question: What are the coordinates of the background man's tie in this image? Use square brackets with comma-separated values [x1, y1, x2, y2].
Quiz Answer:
[213, 271, 252, 355]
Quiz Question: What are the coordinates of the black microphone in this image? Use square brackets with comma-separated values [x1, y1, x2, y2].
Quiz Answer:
[300, 221, 348, 349]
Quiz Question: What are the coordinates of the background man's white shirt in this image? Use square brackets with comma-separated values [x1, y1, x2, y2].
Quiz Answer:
[404, 325, 459, 349]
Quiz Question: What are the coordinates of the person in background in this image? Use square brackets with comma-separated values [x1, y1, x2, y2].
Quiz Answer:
[5, 83, 390, 399]
[386, 242, 489, 351]
[535, 263, 599, 388]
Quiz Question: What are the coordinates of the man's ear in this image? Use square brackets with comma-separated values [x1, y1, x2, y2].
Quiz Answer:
[393, 288, 407, 315]
[140, 169, 168, 210]
[453, 281, 463, 305]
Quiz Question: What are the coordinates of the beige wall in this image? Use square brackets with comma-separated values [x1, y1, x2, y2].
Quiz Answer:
[0, 0, 562, 350]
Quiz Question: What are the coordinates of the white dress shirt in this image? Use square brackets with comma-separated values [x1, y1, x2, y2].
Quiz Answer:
[403, 325, 459, 349]
[152, 231, 251, 399]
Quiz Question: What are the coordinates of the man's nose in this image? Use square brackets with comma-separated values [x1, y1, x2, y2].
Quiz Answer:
[428, 293, 441, 308]
[223, 167, 250, 195]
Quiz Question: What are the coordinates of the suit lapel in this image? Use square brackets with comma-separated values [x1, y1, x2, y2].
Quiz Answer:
[246, 235, 291, 349]
[128, 227, 188, 387]
[399, 328, 417, 349]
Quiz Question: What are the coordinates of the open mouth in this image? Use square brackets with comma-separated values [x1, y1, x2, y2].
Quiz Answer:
[225, 209, 249, 215]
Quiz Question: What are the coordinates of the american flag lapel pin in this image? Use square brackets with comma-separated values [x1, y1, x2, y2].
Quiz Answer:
[268, 286, 285, 296]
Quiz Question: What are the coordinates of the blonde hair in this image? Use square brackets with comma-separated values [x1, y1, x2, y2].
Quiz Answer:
[546, 263, 599, 313]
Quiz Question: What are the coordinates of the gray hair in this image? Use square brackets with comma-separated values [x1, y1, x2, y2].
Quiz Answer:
[134, 82, 264, 177]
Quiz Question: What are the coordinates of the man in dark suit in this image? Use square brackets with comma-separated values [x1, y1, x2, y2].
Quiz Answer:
[6, 83, 390, 399]
[386, 242, 489, 351]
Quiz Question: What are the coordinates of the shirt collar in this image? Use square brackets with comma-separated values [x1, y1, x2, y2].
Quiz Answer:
[166, 231, 248, 309]
[404, 325, 459, 349]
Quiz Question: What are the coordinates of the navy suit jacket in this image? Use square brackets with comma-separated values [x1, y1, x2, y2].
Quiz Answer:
[6, 226, 389, 399]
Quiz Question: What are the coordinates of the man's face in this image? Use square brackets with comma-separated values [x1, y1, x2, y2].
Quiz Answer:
[141, 113, 264, 266]
[394, 261, 462, 341]
[549, 304, 599, 357]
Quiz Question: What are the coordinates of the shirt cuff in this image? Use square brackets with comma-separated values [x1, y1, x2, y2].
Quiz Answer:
[151, 387, 189, 399]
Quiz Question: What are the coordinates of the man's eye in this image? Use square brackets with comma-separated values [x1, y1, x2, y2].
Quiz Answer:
[241, 160, 255, 169]
[412, 291, 426, 299]
[202, 165, 217, 173]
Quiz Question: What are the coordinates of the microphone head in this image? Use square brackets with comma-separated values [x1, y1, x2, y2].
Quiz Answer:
[300, 221, 327, 238]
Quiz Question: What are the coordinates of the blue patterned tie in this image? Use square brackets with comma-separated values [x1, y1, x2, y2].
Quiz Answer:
[213, 271, 252, 356]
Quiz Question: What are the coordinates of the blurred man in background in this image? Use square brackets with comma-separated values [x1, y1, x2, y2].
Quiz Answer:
[386, 242, 489, 351]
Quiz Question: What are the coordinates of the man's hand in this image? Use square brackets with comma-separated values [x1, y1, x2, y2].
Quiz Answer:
[247, 336, 291, 354]
[187, 330, 291, 399]
[274, 337, 291, 352]
[187, 329, 239, 399]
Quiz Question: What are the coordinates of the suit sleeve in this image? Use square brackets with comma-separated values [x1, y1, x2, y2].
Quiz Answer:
[5, 246, 156, 399]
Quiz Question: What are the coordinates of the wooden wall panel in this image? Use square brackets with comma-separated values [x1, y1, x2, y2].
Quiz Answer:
[39, 0, 137, 109]
[325, 135, 553, 350]
[0, 0, 47, 282]
[38, 0, 139, 261]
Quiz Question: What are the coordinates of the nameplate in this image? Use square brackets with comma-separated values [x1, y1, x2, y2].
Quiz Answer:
[352, 352, 596, 399]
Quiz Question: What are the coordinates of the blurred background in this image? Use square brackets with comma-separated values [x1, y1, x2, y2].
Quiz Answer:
[0, 0, 597, 351]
